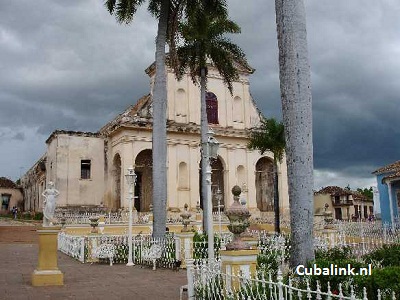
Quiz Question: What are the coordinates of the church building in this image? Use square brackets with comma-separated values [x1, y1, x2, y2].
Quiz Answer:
[22, 61, 289, 216]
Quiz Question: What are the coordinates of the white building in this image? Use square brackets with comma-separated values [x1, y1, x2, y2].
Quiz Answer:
[22, 61, 289, 215]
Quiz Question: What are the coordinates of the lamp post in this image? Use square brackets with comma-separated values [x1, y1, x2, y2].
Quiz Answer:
[204, 128, 219, 261]
[125, 166, 137, 266]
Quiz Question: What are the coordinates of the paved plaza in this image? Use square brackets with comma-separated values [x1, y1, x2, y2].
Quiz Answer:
[0, 221, 187, 300]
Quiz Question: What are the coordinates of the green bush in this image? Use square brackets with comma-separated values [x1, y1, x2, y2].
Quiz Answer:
[33, 212, 43, 220]
[363, 244, 400, 267]
[192, 232, 221, 260]
[354, 266, 400, 299]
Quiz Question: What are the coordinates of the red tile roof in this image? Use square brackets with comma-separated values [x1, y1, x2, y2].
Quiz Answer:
[372, 160, 400, 175]
[0, 177, 18, 189]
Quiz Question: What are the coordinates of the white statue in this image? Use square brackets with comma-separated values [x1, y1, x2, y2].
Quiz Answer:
[42, 181, 60, 227]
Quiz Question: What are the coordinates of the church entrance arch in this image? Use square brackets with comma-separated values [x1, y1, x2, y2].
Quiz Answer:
[255, 157, 274, 212]
[199, 156, 225, 212]
[112, 154, 122, 211]
[134, 149, 153, 212]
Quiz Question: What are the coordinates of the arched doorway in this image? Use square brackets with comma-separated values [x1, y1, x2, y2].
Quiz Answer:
[255, 157, 274, 211]
[134, 149, 153, 212]
[112, 154, 122, 211]
[199, 156, 225, 211]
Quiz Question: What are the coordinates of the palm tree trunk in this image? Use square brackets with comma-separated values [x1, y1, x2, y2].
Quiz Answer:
[152, 0, 169, 239]
[200, 67, 209, 233]
[275, 0, 314, 266]
[273, 161, 280, 234]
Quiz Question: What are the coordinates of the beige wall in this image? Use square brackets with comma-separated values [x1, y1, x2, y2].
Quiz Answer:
[0, 188, 23, 213]
[21, 155, 46, 212]
[47, 134, 105, 207]
[165, 66, 260, 130]
[105, 129, 290, 213]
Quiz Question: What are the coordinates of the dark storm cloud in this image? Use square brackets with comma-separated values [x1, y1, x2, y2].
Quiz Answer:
[1, 0, 399, 187]
[228, 0, 400, 187]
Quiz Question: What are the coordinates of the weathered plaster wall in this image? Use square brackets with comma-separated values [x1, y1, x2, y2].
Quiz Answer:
[47, 133, 105, 207]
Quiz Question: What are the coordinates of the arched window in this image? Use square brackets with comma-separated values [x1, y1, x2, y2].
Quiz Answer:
[206, 92, 219, 124]
[255, 157, 274, 212]
[236, 165, 245, 187]
[233, 96, 243, 123]
[176, 89, 187, 117]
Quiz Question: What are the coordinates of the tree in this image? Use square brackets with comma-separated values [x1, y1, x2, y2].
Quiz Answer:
[170, 0, 247, 233]
[275, 0, 315, 266]
[248, 117, 285, 234]
[105, 0, 169, 238]
[357, 187, 373, 200]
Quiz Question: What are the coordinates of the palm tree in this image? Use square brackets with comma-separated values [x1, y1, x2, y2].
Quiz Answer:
[274, 0, 315, 266]
[170, 1, 247, 233]
[248, 117, 285, 235]
[105, 0, 169, 238]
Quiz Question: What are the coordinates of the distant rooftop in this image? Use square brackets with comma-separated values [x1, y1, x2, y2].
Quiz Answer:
[46, 130, 99, 144]
[0, 177, 18, 189]
[372, 160, 400, 175]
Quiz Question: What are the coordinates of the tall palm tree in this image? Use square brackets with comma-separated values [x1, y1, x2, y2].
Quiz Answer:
[275, 0, 315, 266]
[105, 0, 169, 238]
[248, 117, 285, 235]
[170, 1, 247, 233]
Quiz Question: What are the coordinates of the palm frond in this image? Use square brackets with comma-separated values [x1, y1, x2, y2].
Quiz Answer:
[248, 118, 286, 163]
[105, 0, 146, 24]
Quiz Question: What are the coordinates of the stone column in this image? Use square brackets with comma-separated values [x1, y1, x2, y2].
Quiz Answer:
[175, 232, 195, 269]
[32, 226, 64, 286]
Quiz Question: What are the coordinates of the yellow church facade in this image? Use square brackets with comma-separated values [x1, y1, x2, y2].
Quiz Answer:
[22, 62, 289, 216]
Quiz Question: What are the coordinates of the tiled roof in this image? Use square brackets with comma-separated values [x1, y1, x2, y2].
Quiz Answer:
[0, 177, 18, 189]
[372, 160, 400, 175]
[316, 185, 372, 201]
[382, 170, 400, 182]
[316, 186, 351, 196]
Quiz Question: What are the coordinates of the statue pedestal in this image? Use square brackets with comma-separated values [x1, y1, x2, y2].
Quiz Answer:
[220, 249, 259, 291]
[32, 226, 64, 286]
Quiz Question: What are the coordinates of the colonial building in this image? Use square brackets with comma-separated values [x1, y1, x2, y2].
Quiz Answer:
[373, 160, 400, 226]
[0, 177, 23, 214]
[314, 186, 373, 221]
[22, 62, 289, 215]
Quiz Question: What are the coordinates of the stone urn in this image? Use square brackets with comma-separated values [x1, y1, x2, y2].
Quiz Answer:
[180, 203, 192, 232]
[323, 211, 334, 229]
[225, 186, 251, 250]
[89, 216, 99, 234]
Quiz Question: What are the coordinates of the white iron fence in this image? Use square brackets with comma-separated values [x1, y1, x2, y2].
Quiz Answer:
[57, 232, 85, 262]
[187, 260, 395, 300]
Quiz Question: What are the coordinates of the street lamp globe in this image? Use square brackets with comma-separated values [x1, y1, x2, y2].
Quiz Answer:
[207, 129, 219, 159]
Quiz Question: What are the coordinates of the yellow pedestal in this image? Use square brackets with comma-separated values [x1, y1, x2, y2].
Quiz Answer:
[32, 226, 64, 286]
[220, 249, 259, 291]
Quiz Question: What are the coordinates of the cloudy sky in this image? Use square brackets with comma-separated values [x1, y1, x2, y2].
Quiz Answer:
[1, 0, 399, 190]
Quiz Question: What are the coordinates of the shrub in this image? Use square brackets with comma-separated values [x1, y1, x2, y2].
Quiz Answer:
[192, 232, 221, 260]
[354, 266, 400, 299]
[363, 244, 400, 267]
[33, 212, 43, 220]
